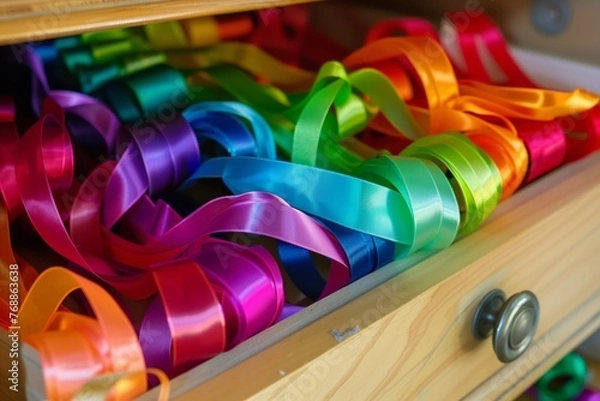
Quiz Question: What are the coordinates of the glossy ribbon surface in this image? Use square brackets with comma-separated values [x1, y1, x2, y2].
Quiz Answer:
[3, 9, 600, 400]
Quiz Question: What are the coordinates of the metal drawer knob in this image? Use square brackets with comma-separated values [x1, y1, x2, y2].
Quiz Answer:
[472, 289, 540, 363]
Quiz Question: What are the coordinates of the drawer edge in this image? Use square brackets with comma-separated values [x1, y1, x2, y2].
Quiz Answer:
[465, 291, 600, 401]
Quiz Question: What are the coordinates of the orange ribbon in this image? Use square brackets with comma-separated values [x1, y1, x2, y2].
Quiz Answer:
[456, 80, 599, 121]
[2, 200, 167, 400]
[343, 37, 528, 199]
[18, 267, 170, 400]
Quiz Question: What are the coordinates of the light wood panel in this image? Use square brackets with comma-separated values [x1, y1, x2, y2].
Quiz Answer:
[0, 0, 322, 45]
[467, 294, 599, 401]
[135, 150, 600, 400]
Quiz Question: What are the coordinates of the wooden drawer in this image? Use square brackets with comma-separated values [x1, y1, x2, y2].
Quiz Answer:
[135, 149, 600, 401]
[0, 2, 598, 401]
[135, 10, 600, 401]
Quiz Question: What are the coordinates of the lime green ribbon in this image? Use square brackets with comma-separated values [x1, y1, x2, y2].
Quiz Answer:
[192, 61, 424, 173]
[401, 133, 502, 235]
[354, 155, 460, 255]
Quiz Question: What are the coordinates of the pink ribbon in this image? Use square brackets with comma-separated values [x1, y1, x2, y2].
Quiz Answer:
[2, 79, 351, 377]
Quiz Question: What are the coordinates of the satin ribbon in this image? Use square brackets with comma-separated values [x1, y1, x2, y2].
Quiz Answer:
[278, 220, 395, 299]
[440, 11, 600, 163]
[1, 68, 356, 380]
[363, 17, 442, 100]
[511, 119, 566, 183]
[18, 267, 162, 400]
[577, 389, 600, 401]
[0, 97, 24, 220]
[534, 352, 587, 401]
[343, 36, 528, 199]
[186, 152, 460, 256]
[250, 6, 310, 66]
[443, 11, 537, 88]
[35, 14, 254, 93]
[365, 17, 440, 43]
[400, 133, 502, 235]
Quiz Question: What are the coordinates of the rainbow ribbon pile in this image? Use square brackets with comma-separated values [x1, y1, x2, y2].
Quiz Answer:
[1, 8, 599, 400]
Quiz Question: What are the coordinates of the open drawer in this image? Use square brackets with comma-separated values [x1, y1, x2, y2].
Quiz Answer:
[0, 2, 598, 401]
[134, 152, 600, 401]
[134, 46, 600, 400]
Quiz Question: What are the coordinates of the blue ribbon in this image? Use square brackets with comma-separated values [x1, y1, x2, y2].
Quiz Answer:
[279, 220, 395, 299]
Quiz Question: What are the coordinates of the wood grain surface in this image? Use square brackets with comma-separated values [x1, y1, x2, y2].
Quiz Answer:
[135, 151, 600, 401]
[0, 0, 321, 45]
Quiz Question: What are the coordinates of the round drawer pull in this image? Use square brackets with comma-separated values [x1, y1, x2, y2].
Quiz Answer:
[472, 289, 540, 363]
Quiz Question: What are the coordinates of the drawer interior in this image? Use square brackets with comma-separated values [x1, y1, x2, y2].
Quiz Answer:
[1, 1, 599, 400]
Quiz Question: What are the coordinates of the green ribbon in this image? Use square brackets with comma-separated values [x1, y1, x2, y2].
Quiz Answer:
[99, 64, 191, 122]
[536, 353, 588, 401]
[354, 154, 460, 255]
[47, 30, 503, 237]
[401, 133, 502, 235]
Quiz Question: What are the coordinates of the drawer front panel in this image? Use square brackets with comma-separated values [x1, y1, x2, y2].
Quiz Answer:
[159, 153, 600, 401]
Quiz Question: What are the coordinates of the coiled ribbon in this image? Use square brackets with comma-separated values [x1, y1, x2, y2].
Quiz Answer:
[534, 352, 587, 401]
[5, 12, 600, 399]
[438, 11, 600, 165]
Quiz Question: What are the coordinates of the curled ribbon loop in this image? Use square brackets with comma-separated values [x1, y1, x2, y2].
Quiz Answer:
[354, 155, 460, 252]
[189, 154, 460, 256]
[19, 267, 149, 401]
[443, 11, 538, 87]
[343, 36, 528, 198]
[0, 97, 23, 220]
[401, 133, 502, 235]
[441, 11, 600, 162]
[100, 64, 191, 123]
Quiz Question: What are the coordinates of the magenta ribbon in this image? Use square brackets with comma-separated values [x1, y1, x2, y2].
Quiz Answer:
[577, 388, 600, 401]
[511, 119, 566, 183]
[446, 11, 537, 88]
[1, 52, 352, 376]
[0, 97, 22, 220]
[448, 12, 600, 164]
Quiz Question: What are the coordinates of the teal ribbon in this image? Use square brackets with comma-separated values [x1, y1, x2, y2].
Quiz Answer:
[185, 153, 460, 257]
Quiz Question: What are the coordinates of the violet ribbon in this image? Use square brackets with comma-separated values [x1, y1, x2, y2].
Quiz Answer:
[1, 41, 418, 378]
[577, 389, 600, 401]
[4, 80, 353, 376]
